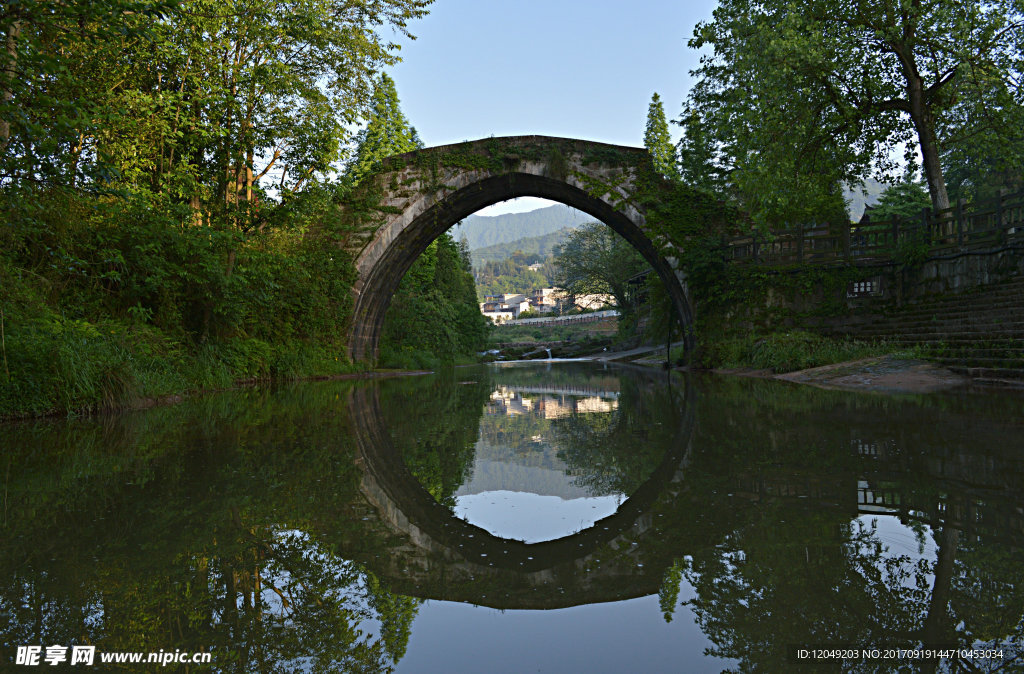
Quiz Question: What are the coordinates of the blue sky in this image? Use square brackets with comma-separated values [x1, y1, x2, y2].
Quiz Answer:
[386, 0, 718, 214]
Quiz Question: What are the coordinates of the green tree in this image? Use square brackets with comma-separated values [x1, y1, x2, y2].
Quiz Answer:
[552, 223, 648, 316]
[644, 92, 678, 179]
[379, 233, 488, 366]
[2, 0, 432, 210]
[347, 73, 423, 185]
[0, 0, 171, 186]
[870, 176, 932, 222]
[688, 0, 1024, 219]
[676, 106, 723, 195]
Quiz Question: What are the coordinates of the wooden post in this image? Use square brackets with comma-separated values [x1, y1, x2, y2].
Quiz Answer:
[997, 188, 1006, 245]
[956, 198, 964, 247]
[922, 207, 931, 253]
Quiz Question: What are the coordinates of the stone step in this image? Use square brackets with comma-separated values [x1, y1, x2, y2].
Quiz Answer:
[847, 321, 1024, 335]
[934, 347, 1024, 357]
[883, 282, 1024, 307]
[880, 301, 1024, 316]
[839, 330, 1024, 342]
[873, 306, 1024, 325]
[840, 319, 1024, 332]
[884, 293, 1024, 316]
[835, 302, 1024, 327]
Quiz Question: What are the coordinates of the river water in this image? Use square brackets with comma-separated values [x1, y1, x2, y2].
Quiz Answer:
[2, 362, 1022, 672]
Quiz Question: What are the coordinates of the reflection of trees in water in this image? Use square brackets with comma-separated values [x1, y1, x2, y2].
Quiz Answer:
[379, 364, 679, 507]
[550, 375, 679, 497]
[476, 410, 553, 461]
[674, 507, 931, 672]
[651, 375, 1024, 673]
[377, 371, 493, 508]
[670, 511, 1022, 672]
[0, 381, 422, 672]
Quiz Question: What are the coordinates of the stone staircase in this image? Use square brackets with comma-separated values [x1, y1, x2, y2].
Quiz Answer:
[819, 276, 1024, 386]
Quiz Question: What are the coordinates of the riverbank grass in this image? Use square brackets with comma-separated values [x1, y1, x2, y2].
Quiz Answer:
[0, 312, 361, 419]
[687, 330, 916, 373]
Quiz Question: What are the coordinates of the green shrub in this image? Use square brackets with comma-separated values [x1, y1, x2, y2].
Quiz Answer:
[695, 331, 899, 373]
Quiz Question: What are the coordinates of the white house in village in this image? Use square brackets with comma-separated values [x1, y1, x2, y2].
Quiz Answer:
[480, 293, 532, 323]
[479, 289, 616, 324]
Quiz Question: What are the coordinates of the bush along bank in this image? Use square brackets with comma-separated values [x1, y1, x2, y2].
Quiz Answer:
[0, 186, 370, 419]
[1, 185, 489, 419]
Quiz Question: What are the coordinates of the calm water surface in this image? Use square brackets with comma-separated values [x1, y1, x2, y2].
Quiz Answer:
[2, 362, 1023, 672]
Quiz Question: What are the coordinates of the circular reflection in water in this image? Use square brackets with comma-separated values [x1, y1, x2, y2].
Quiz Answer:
[353, 360, 693, 580]
[447, 364, 643, 542]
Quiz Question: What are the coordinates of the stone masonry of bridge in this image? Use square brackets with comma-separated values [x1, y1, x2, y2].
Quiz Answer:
[340, 136, 696, 362]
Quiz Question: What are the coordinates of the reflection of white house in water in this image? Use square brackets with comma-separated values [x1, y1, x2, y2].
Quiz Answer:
[487, 386, 618, 419]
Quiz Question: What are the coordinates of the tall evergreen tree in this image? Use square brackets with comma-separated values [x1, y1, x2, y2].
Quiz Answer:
[347, 74, 422, 185]
[644, 93, 678, 180]
[677, 106, 723, 194]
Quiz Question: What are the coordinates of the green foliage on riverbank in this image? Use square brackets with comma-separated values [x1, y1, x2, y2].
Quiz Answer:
[377, 233, 489, 369]
[682, 330, 907, 373]
[0, 187, 364, 417]
[0, 0, 497, 417]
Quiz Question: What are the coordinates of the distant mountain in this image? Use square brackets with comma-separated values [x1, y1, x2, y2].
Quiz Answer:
[450, 204, 588, 250]
[470, 227, 577, 267]
[843, 178, 886, 221]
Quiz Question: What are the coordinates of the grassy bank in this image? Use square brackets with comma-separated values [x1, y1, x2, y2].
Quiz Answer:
[0, 306, 364, 419]
[682, 330, 916, 374]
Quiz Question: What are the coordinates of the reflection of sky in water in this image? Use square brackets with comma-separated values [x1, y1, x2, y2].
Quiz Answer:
[399, 592, 730, 674]
[454, 490, 624, 543]
[855, 513, 938, 590]
[860, 514, 937, 558]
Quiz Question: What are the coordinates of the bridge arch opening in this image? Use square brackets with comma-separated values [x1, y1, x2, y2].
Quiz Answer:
[349, 146, 696, 362]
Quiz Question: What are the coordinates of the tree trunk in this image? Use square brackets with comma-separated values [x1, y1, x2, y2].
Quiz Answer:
[1, 20, 22, 152]
[921, 524, 960, 673]
[903, 55, 950, 219]
[914, 110, 950, 213]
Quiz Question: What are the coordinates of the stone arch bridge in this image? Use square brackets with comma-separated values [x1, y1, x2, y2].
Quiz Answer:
[341, 135, 700, 362]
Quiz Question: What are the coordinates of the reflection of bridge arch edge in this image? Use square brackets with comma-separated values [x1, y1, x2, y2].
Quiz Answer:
[347, 137, 695, 362]
[350, 368, 695, 593]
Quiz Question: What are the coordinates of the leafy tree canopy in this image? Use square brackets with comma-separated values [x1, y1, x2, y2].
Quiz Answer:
[1, 0, 433, 213]
[552, 223, 649, 315]
[687, 0, 1024, 223]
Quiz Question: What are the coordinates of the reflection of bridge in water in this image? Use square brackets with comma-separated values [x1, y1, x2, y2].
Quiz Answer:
[339, 379, 1024, 611]
[346, 373, 694, 609]
[487, 385, 619, 418]
[498, 385, 620, 399]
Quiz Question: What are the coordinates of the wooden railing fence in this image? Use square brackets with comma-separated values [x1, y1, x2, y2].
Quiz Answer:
[724, 189, 1024, 265]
